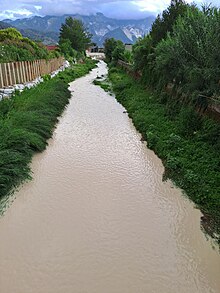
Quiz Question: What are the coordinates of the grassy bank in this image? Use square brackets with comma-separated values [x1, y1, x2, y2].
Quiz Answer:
[108, 67, 220, 243]
[0, 59, 96, 204]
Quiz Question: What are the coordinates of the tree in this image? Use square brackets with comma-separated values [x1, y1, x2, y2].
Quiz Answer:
[103, 38, 117, 62]
[133, 35, 153, 74]
[59, 17, 92, 52]
[150, 0, 189, 46]
[0, 28, 23, 42]
[112, 41, 125, 64]
[133, 0, 190, 81]
[103, 38, 127, 64]
[154, 5, 220, 96]
[59, 39, 77, 58]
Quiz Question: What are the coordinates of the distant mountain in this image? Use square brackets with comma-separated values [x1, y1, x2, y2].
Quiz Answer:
[0, 21, 11, 29]
[3, 13, 155, 46]
[20, 29, 59, 45]
[0, 20, 59, 45]
[103, 27, 135, 44]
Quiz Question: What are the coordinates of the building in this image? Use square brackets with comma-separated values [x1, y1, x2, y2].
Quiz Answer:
[46, 45, 58, 51]
[125, 44, 132, 52]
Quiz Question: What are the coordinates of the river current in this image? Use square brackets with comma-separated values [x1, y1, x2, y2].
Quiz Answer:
[0, 61, 219, 293]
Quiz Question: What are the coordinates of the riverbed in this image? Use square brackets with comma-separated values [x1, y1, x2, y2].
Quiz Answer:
[0, 61, 219, 293]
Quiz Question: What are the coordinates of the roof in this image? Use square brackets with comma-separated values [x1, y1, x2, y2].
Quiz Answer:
[46, 45, 58, 51]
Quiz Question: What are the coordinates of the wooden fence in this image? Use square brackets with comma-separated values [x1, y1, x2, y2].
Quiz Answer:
[118, 60, 132, 71]
[0, 57, 64, 88]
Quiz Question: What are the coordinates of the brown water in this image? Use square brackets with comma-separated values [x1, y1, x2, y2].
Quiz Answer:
[0, 61, 219, 293]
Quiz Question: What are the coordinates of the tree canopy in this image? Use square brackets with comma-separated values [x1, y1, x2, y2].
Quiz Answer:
[59, 17, 92, 53]
[150, 0, 189, 46]
[103, 38, 118, 63]
[103, 38, 132, 65]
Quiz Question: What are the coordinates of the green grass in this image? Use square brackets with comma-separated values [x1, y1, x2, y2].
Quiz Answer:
[108, 67, 220, 243]
[0, 59, 96, 207]
[93, 79, 112, 93]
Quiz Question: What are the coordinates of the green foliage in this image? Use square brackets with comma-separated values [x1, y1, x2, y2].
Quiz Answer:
[109, 67, 220, 242]
[0, 59, 96, 207]
[150, 0, 189, 46]
[0, 28, 56, 63]
[133, 1, 220, 106]
[133, 0, 189, 81]
[103, 38, 118, 63]
[93, 79, 112, 92]
[42, 74, 51, 82]
[105, 0, 220, 243]
[123, 50, 133, 64]
[59, 17, 92, 53]
[59, 39, 77, 60]
[112, 41, 125, 64]
[175, 107, 202, 137]
[104, 38, 130, 65]
[133, 35, 153, 78]
[155, 6, 220, 98]
[0, 28, 23, 41]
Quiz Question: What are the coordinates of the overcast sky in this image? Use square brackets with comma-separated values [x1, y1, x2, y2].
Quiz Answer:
[0, 0, 219, 20]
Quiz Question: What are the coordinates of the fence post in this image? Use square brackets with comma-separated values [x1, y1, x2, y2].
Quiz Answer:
[28, 61, 31, 81]
[11, 63, 16, 85]
[0, 57, 64, 89]
[29, 61, 33, 81]
[30, 61, 34, 80]
[22, 61, 26, 83]
[7, 63, 10, 86]
[19, 62, 23, 83]
[37, 60, 40, 77]
[4, 63, 9, 87]
[0, 64, 4, 88]
[15, 62, 19, 84]
[33, 61, 37, 79]
[27, 61, 31, 82]
[25, 61, 30, 82]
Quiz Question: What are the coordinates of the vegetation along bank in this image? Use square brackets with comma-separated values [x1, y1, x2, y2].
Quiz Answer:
[0, 59, 96, 209]
[102, 0, 220, 244]
[106, 66, 220, 244]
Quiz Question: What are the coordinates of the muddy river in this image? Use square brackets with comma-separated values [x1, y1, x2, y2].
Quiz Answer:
[0, 61, 219, 293]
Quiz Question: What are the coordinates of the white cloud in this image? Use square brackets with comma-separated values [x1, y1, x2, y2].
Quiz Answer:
[34, 5, 42, 11]
[133, 0, 170, 13]
[0, 8, 33, 20]
[132, 0, 206, 13]
[0, 0, 219, 20]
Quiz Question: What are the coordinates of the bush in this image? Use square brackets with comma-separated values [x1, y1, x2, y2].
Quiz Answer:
[176, 107, 202, 137]
[0, 28, 59, 63]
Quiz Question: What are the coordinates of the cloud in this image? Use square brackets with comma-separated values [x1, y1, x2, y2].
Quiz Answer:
[0, 0, 219, 20]
[0, 8, 33, 20]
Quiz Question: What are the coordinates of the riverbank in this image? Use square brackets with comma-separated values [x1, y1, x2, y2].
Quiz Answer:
[0, 58, 96, 206]
[107, 66, 220, 243]
[1, 60, 219, 293]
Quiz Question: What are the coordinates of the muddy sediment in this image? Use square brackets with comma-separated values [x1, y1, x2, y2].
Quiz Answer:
[0, 61, 219, 293]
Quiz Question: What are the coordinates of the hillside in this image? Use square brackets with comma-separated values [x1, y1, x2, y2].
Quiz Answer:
[0, 20, 59, 45]
[0, 28, 60, 63]
[0, 21, 11, 29]
[3, 13, 155, 45]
